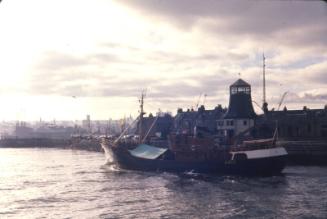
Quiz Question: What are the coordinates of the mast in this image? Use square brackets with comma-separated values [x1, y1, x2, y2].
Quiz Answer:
[263, 53, 266, 105]
[139, 90, 146, 143]
[262, 53, 269, 113]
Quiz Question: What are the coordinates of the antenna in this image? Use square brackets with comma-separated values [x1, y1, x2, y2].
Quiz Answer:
[263, 53, 266, 104]
[202, 94, 207, 105]
[252, 100, 265, 113]
[195, 93, 203, 109]
[277, 91, 288, 111]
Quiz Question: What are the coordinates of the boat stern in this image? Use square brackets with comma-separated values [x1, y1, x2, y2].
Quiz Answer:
[229, 147, 288, 175]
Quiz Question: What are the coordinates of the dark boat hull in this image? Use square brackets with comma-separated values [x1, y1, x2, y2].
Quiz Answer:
[110, 147, 287, 176]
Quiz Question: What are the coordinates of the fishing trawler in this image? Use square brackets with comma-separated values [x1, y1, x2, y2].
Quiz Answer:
[101, 78, 288, 176]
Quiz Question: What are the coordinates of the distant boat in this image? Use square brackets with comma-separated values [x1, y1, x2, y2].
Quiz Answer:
[101, 91, 288, 176]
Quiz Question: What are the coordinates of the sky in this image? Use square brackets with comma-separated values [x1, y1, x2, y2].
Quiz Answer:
[0, 0, 326, 121]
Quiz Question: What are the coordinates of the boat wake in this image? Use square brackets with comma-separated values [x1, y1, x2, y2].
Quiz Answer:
[100, 138, 114, 164]
[104, 160, 115, 165]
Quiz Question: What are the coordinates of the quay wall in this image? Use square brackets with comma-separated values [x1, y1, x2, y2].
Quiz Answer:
[71, 137, 103, 152]
[277, 140, 327, 165]
[0, 137, 72, 148]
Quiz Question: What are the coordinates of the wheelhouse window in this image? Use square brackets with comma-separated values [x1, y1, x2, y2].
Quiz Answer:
[231, 86, 250, 94]
[237, 87, 246, 92]
[243, 120, 247, 126]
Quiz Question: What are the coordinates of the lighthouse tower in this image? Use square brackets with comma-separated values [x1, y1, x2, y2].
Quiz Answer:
[217, 79, 256, 142]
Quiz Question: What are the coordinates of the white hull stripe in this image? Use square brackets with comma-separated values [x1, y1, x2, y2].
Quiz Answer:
[232, 147, 288, 159]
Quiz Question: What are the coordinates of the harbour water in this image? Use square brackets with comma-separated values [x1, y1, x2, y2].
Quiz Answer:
[1, 148, 326, 219]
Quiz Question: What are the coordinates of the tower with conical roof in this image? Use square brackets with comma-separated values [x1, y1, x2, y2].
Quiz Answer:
[217, 79, 256, 143]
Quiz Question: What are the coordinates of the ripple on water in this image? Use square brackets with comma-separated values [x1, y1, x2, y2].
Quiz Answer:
[1, 149, 327, 219]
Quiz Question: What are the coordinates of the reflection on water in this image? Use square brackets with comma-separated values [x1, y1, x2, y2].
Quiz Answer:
[0, 148, 326, 218]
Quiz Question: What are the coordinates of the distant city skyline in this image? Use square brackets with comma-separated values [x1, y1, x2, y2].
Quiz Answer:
[0, 0, 326, 121]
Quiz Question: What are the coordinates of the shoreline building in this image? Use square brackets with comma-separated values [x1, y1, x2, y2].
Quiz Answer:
[217, 79, 256, 144]
[173, 105, 226, 135]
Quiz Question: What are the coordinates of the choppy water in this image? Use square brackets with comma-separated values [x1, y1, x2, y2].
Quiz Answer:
[0, 148, 327, 219]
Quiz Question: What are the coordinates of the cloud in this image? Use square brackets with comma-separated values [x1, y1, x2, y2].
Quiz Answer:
[26, 44, 252, 98]
[120, 1, 327, 31]
[302, 93, 327, 101]
[36, 51, 122, 71]
[117, 0, 327, 50]
[19, 0, 327, 119]
[305, 61, 327, 84]
[36, 51, 87, 71]
[266, 89, 327, 111]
